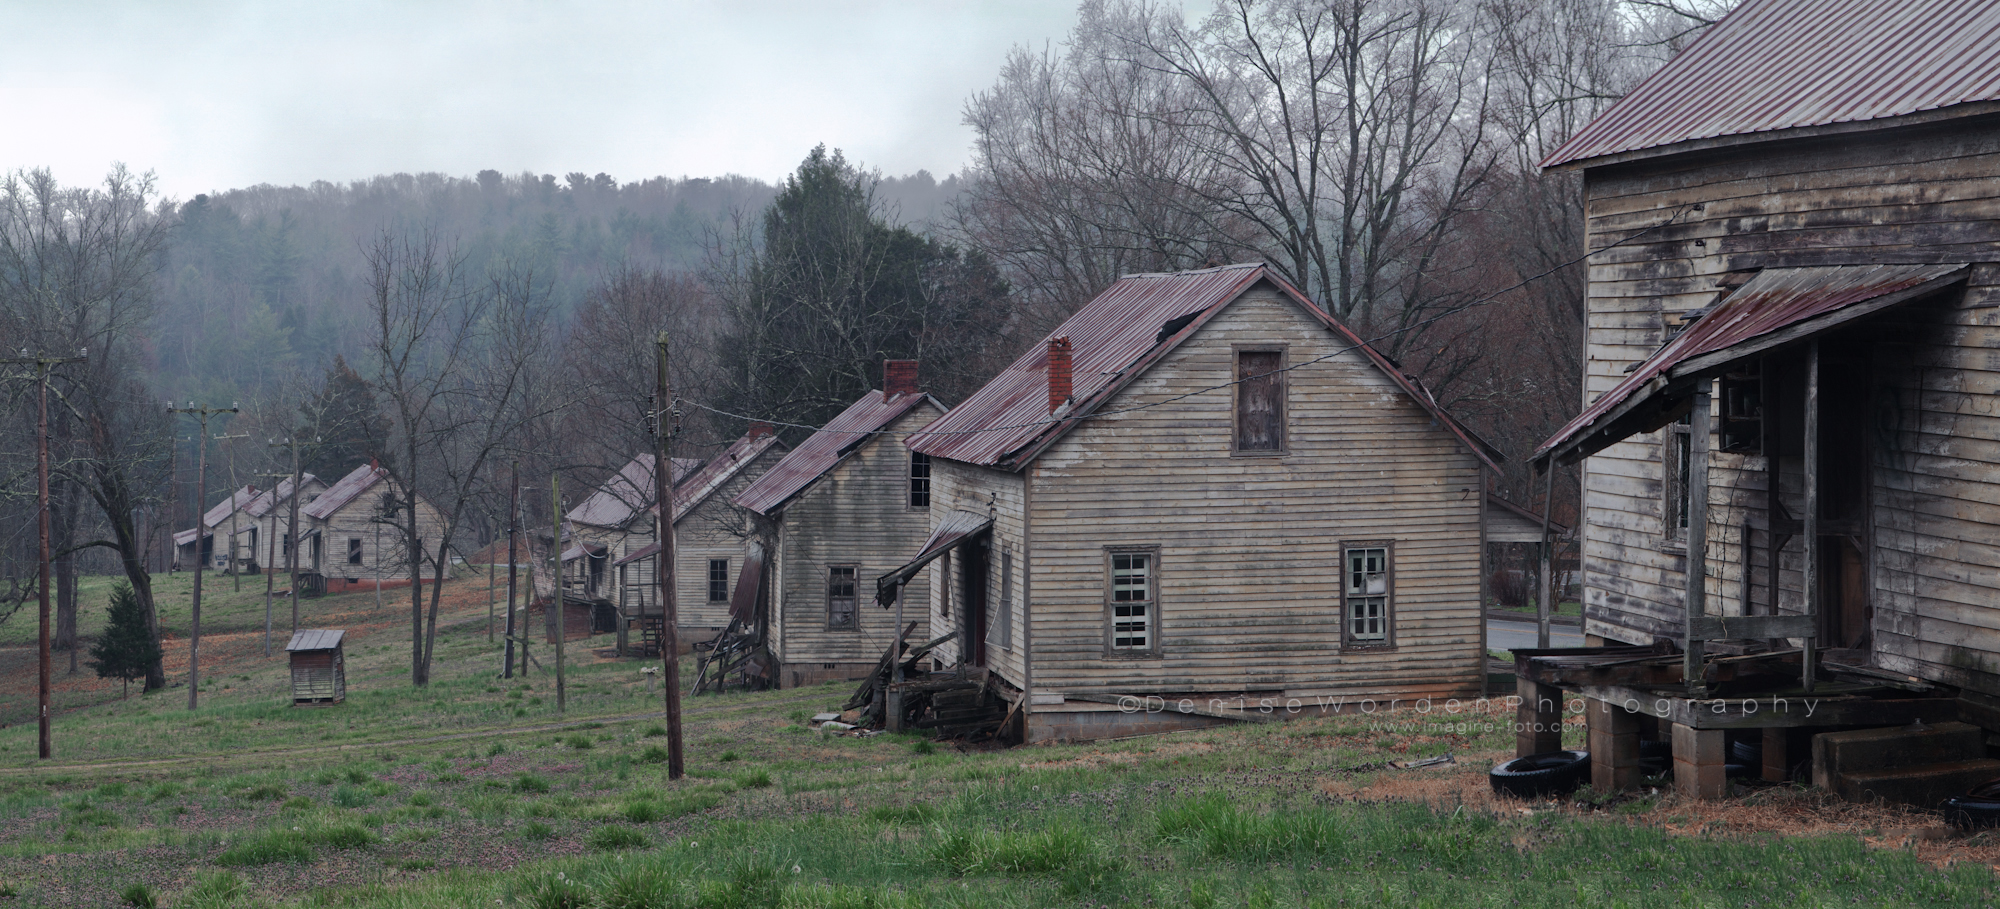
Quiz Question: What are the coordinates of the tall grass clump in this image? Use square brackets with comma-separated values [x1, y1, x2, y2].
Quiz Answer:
[1152, 795, 1341, 861]
[215, 830, 311, 866]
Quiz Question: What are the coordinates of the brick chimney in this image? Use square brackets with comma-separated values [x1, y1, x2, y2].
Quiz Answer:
[1047, 337, 1073, 414]
[883, 360, 920, 398]
[748, 421, 774, 439]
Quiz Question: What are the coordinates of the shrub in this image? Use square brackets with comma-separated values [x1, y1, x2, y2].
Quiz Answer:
[216, 831, 311, 866]
[587, 826, 648, 851]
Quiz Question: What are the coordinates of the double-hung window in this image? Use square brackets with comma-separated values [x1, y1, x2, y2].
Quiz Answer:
[1343, 545, 1392, 647]
[826, 566, 858, 631]
[1108, 549, 1156, 653]
[707, 559, 730, 603]
[909, 452, 931, 508]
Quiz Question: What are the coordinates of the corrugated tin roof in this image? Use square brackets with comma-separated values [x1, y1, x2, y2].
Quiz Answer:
[1537, 263, 1969, 461]
[907, 263, 1501, 472]
[1542, 0, 2000, 169]
[733, 390, 942, 516]
[175, 484, 261, 546]
[875, 509, 993, 604]
[284, 629, 344, 651]
[667, 432, 784, 523]
[564, 454, 700, 529]
[243, 473, 321, 520]
[302, 463, 388, 520]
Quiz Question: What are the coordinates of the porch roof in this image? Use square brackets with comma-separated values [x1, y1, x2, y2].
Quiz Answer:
[1536, 263, 1969, 465]
[874, 509, 993, 605]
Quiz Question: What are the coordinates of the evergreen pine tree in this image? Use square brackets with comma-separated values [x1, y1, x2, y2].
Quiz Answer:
[88, 583, 162, 698]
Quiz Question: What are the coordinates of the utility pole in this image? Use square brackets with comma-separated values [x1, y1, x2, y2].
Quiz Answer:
[653, 331, 685, 779]
[504, 463, 520, 678]
[262, 472, 290, 657]
[269, 436, 311, 635]
[215, 432, 250, 593]
[551, 475, 565, 714]
[168, 401, 238, 711]
[3, 349, 86, 760]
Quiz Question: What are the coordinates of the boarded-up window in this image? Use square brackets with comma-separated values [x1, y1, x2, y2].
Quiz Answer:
[1235, 350, 1285, 452]
[827, 566, 858, 631]
[1665, 416, 1692, 543]
[347, 538, 363, 565]
[1109, 551, 1154, 651]
[909, 452, 931, 508]
[707, 559, 729, 602]
[1343, 546, 1391, 645]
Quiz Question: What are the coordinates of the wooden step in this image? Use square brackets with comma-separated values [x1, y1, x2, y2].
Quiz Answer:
[1836, 759, 2000, 809]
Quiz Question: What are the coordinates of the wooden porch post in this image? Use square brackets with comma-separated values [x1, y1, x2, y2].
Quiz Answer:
[1536, 464, 1556, 649]
[1802, 341, 1820, 693]
[1684, 384, 1712, 697]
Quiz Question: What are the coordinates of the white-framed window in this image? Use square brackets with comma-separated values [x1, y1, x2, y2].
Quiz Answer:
[1107, 549, 1157, 653]
[909, 452, 931, 508]
[827, 566, 858, 631]
[707, 559, 729, 603]
[1342, 544, 1392, 647]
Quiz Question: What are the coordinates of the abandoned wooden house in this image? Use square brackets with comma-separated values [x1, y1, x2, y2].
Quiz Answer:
[1522, 0, 2000, 802]
[889, 263, 1506, 743]
[298, 463, 451, 593]
[611, 426, 788, 655]
[173, 485, 261, 571]
[733, 361, 948, 688]
[558, 453, 700, 604]
[230, 473, 326, 574]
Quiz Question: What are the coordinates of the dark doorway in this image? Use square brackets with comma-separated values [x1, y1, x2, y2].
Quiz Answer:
[962, 536, 990, 666]
[1816, 344, 1872, 649]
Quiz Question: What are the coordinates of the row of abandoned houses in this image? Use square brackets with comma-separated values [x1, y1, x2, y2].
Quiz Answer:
[561, 0, 2000, 790]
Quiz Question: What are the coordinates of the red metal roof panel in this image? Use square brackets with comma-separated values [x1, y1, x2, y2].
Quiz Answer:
[1536, 263, 1968, 460]
[1542, 0, 2000, 169]
[733, 390, 940, 516]
[302, 463, 387, 520]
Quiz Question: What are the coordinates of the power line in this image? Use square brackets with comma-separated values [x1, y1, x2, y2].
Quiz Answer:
[680, 206, 1694, 440]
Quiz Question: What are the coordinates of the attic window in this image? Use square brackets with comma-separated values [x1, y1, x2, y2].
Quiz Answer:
[1234, 349, 1286, 454]
[909, 452, 930, 508]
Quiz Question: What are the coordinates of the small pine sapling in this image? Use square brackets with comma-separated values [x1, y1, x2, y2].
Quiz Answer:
[88, 583, 163, 698]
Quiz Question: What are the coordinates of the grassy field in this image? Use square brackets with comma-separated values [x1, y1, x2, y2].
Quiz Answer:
[0, 575, 1993, 907]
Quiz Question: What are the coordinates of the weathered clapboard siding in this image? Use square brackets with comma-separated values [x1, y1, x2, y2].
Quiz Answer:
[769, 403, 944, 680]
[1024, 290, 1485, 698]
[311, 494, 450, 581]
[672, 443, 787, 631]
[922, 462, 1026, 682]
[1577, 118, 2000, 698]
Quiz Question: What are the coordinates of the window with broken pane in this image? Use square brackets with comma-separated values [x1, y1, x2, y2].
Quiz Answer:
[1344, 546, 1390, 644]
[826, 566, 858, 631]
[1109, 551, 1153, 651]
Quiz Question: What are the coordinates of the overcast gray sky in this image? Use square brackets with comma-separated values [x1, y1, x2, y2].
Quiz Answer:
[0, 0, 1092, 200]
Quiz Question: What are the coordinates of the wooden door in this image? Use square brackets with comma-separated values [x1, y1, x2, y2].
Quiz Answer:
[963, 538, 989, 666]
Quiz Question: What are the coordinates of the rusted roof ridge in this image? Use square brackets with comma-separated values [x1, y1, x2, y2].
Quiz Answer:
[566, 454, 702, 529]
[670, 432, 784, 523]
[733, 390, 942, 516]
[302, 463, 388, 520]
[1542, 0, 2000, 170]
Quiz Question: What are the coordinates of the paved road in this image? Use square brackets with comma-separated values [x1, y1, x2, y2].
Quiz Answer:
[1487, 617, 1585, 653]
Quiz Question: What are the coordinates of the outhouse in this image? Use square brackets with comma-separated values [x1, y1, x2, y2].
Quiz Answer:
[285, 629, 347, 706]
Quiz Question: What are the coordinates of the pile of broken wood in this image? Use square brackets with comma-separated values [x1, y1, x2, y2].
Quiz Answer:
[823, 622, 1015, 741]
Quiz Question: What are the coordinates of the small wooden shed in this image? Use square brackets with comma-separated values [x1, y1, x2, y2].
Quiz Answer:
[284, 629, 346, 706]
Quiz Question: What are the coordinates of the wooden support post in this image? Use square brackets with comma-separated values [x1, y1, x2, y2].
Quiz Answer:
[552, 475, 564, 714]
[1671, 723, 1727, 799]
[1515, 677, 1564, 757]
[1762, 726, 1791, 783]
[1802, 341, 1820, 693]
[503, 463, 518, 679]
[1684, 385, 1712, 697]
[887, 581, 906, 733]
[654, 331, 685, 780]
[1587, 697, 1643, 792]
[1536, 463, 1556, 648]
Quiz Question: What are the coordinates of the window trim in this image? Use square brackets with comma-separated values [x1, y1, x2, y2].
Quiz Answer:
[1102, 545, 1161, 658]
[347, 537, 363, 566]
[1662, 416, 1692, 551]
[825, 564, 860, 632]
[1339, 540, 1396, 650]
[707, 558, 730, 603]
[908, 451, 931, 509]
[1231, 345, 1289, 456]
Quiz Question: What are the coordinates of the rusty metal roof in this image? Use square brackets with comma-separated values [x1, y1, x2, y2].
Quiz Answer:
[175, 484, 262, 546]
[875, 508, 992, 605]
[1542, 0, 2000, 170]
[243, 473, 321, 520]
[1537, 263, 1969, 462]
[302, 463, 388, 520]
[907, 263, 1501, 472]
[733, 390, 942, 516]
[565, 454, 700, 529]
[667, 431, 784, 523]
[284, 629, 344, 652]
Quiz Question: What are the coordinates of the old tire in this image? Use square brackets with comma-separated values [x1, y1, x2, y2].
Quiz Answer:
[1490, 750, 1590, 798]
[1942, 780, 2000, 829]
